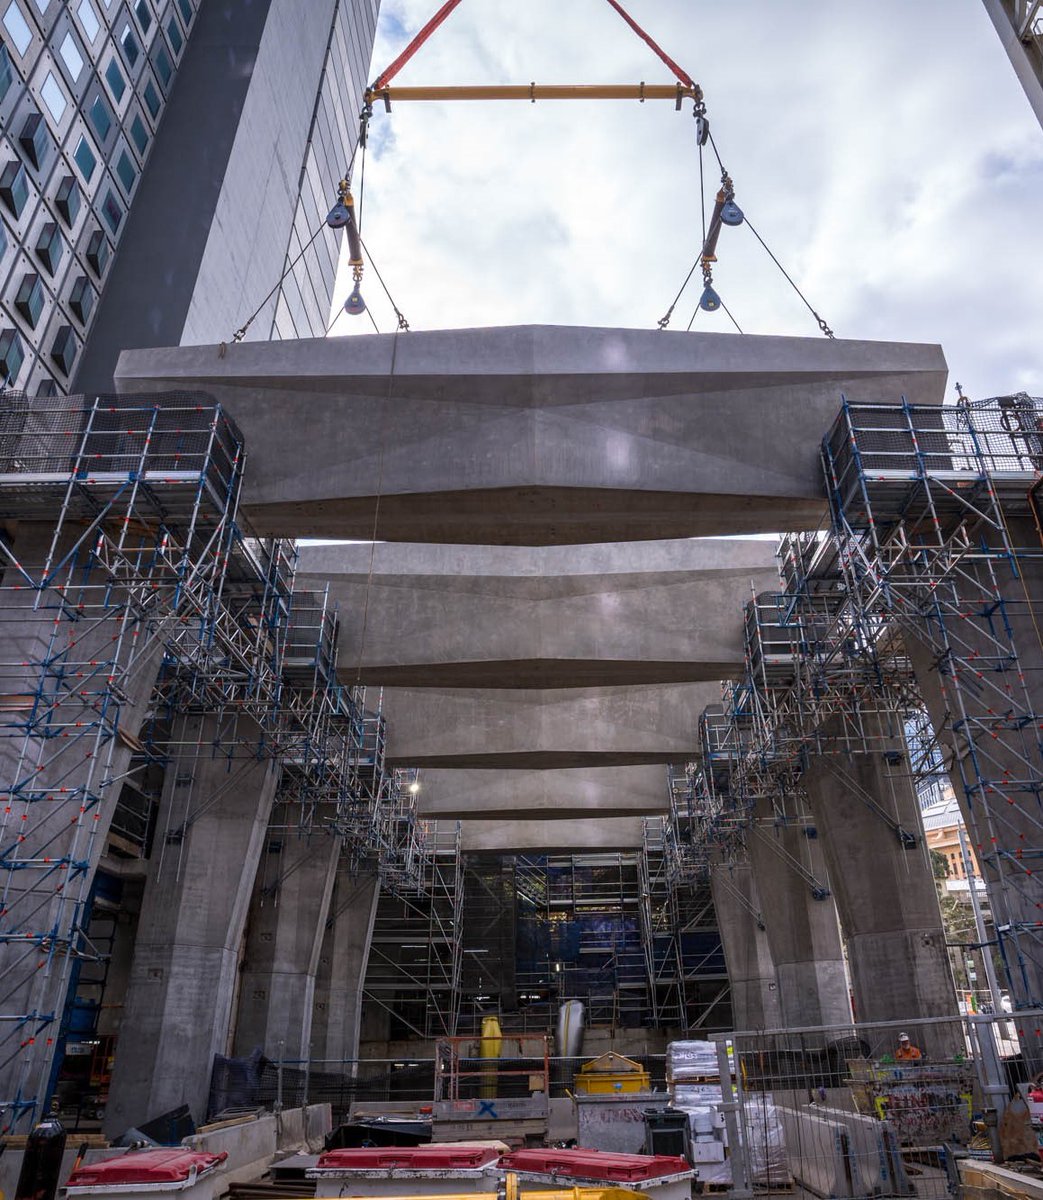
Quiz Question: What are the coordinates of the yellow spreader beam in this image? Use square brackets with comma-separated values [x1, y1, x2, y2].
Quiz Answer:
[365, 83, 702, 106]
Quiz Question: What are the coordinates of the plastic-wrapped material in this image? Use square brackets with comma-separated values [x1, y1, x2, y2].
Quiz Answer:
[743, 1098, 791, 1188]
[665, 1040, 719, 1080]
[694, 1159, 732, 1187]
[670, 1082, 724, 1108]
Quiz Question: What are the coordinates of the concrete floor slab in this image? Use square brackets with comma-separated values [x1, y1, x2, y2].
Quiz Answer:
[116, 326, 946, 543]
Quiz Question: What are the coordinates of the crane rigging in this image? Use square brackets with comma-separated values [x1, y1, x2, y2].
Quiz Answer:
[310, 0, 833, 339]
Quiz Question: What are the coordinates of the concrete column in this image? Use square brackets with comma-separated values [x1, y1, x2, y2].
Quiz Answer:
[746, 796, 852, 1030]
[802, 712, 959, 1052]
[311, 869, 379, 1062]
[232, 820, 341, 1060]
[0, 524, 164, 1127]
[710, 860, 782, 1031]
[103, 716, 279, 1134]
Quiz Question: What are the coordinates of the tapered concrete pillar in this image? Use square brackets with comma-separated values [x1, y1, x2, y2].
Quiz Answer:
[104, 717, 279, 1134]
[710, 860, 782, 1031]
[746, 797, 851, 1030]
[0, 524, 165, 1128]
[233, 818, 341, 1060]
[311, 869, 380, 1062]
[802, 712, 959, 1052]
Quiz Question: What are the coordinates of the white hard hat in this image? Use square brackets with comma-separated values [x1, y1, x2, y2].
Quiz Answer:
[899, 1033, 910, 1041]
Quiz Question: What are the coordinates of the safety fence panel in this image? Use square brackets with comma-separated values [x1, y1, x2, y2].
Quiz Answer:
[713, 1013, 1040, 1199]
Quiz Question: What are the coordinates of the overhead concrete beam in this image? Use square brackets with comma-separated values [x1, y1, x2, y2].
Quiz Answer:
[381, 682, 717, 767]
[298, 539, 779, 688]
[416, 765, 668, 820]
[458, 817, 646, 853]
[115, 326, 947, 543]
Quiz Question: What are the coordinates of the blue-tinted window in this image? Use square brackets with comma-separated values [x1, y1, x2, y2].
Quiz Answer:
[0, 42, 13, 104]
[101, 187, 121, 232]
[73, 134, 96, 180]
[14, 271, 44, 326]
[35, 220, 63, 274]
[142, 77, 160, 117]
[85, 226, 108, 275]
[104, 58, 126, 102]
[51, 324, 76, 375]
[119, 23, 139, 66]
[2, 4, 31, 57]
[0, 328, 24, 385]
[115, 149, 135, 191]
[0, 221, 7, 259]
[153, 43, 171, 86]
[129, 113, 147, 153]
[55, 174, 80, 225]
[133, 0, 150, 32]
[89, 93, 112, 139]
[0, 159, 28, 216]
[177, 0, 191, 22]
[19, 112, 50, 169]
[69, 274, 94, 323]
[166, 16, 182, 55]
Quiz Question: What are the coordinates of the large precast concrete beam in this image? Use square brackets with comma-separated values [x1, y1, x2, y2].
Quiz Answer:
[116, 327, 947, 544]
[416, 765, 668, 820]
[459, 817, 645, 853]
[298, 539, 779, 688]
[382, 683, 718, 768]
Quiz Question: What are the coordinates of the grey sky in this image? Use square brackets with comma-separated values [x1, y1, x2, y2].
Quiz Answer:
[330, 0, 1042, 401]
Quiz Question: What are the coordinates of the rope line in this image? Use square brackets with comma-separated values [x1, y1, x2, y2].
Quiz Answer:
[359, 234, 410, 330]
[744, 214, 835, 339]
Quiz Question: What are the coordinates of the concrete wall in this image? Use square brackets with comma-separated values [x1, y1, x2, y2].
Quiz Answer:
[115, 327, 947, 542]
[459, 817, 645, 852]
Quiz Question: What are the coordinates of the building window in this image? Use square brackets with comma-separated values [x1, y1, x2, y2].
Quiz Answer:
[177, 0, 191, 23]
[30, 0, 49, 14]
[133, 0, 150, 33]
[58, 30, 85, 81]
[85, 226, 108, 275]
[0, 221, 6, 259]
[35, 220, 63, 274]
[19, 112, 50, 168]
[129, 112, 147, 153]
[115, 148, 135, 192]
[153, 42, 171, 87]
[0, 42, 13, 104]
[69, 273, 94, 323]
[40, 71, 67, 122]
[142, 77, 160, 117]
[166, 15, 182, 55]
[55, 173, 79, 225]
[51, 324, 76, 375]
[0, 159, 28, 216]
[101, 187, 121, 233]
[119, 23, 139, 67]
[89, 93, 112, 140]
[2, 3, 31, 57]
[104, 58, 126, 102]
[77, 0, 99, 44]
[0, 328, 24, 385]
[73, 134, 96, 181]
[14, 271, 44, 326]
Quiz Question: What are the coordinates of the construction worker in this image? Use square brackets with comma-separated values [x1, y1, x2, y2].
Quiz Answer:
[895, 1032, 922, 1061]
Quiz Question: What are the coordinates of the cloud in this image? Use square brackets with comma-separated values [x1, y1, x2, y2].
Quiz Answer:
[330, 0, 1043, 399]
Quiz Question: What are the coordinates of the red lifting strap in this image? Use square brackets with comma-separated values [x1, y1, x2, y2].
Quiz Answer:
[371, 0, 466, 91]
[370, 0, 696, 94]
[600, 0, 696, 90]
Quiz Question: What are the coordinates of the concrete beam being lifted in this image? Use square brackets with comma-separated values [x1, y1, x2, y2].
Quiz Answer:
[116, 327, 947, 544]
[297, 539, 779, 688]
